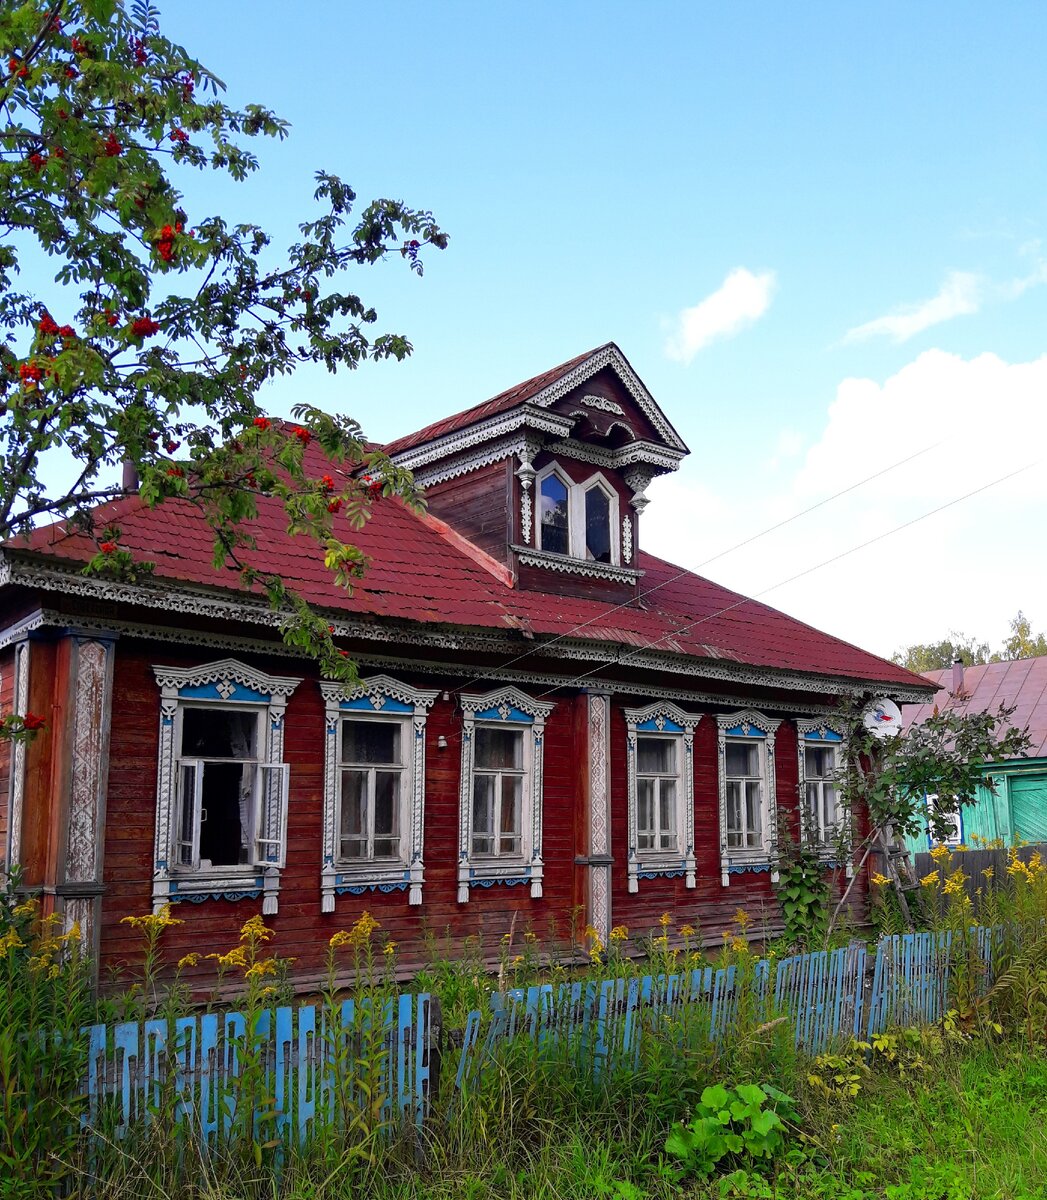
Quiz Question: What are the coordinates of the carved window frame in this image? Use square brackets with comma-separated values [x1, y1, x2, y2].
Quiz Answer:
[624, 702, 700, 892]
[457, 686, 555, 902]
[717, 709, 781, 886]
[152, 659, 301, 914]
[796, 717, 852, 875]
[534, 463, 621, 566]
[320, 675, 438, 911]
[536, 463, 573, 557]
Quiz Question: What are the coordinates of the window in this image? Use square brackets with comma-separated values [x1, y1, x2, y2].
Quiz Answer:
[532, 465, 622, 567]
[796, 719, 851, 872]
[624, 702, 699, 892]
[320, 676, 438, 911]
[152, 660, 300, 914]
[716, 710, 780, 886]
[925, 793, 962, 848]
[539, 471, 570, 555]
[458, 686, 555, 902]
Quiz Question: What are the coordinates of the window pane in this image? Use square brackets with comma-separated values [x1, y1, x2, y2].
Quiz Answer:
[178, 763, 196, 866]
[745, 780, 762, 843]
[475, 726, 523, 770]
[374, 772, 400, 839]
[725, 741, 757, 777]
[658, 779, 677, 838]
[499, 775, 522, 855]
[540, 474, 569, 555]
[339, 771, 367, 858]
[637, 778, 654, 848]
[584, 486, 611, 563]
[823, 783, 839, 836]
[342, 720, 400, 766]
[726, 780, 743, 843]
[181, 707, 256, 759]
[806, 746, 834, 779]
[472, 774, 495, 854]
[806, 781, 820, 829]
[637, 736, 675, 774]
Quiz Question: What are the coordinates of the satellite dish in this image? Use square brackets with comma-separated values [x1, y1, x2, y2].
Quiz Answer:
[863, 697, 902, 738]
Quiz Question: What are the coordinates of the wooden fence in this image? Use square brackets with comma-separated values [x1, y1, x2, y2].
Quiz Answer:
[77, 929, 1000, 1148]
[912, 843, 1047, 903]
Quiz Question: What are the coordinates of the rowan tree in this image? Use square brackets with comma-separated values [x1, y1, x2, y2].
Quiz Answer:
[0, 0, 447, 741]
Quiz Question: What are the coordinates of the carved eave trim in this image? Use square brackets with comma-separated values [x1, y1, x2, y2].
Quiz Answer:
[153, 657, 302, 700]
[460, 684, 556, 722]
[796, 716, 849, 741]
[546, 438, 685, 474]
[512, 545, 643, 586]
[3, 559, 936, 705]
[390, 405, 573, 473]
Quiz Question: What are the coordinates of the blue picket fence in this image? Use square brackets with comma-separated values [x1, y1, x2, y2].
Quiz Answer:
[77, 927, 1001, 1147]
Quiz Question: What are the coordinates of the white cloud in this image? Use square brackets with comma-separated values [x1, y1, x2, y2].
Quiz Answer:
[643, 349, 1047, 659]
[664, 268, 776, 364]
[844, 272, 983, 343]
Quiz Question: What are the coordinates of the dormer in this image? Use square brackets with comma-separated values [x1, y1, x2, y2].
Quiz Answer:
[384, 344, 689, 602]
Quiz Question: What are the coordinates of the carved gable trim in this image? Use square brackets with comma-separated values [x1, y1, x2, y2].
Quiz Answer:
[459, 685, 556, 722]
[153, 658, 302, 701]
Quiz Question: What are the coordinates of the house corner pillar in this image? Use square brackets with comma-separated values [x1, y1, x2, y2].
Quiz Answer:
[585, 690, 613, 943]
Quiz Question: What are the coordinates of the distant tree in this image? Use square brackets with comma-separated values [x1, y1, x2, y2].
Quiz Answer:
[891, 634, 990, 673]
[992, 611, 1047, 662]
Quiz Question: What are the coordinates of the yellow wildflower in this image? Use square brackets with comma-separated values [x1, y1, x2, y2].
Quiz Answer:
[523, 930, 538, 945]
[1029, 852, 1045, 876]
[609, 925, 628, 942]
[259, 986, 278, 1000]
[942, 870, 967, 896]
[178, 952, 201, 970]
[659, 912, 672, 929]
[733, 908, 751, 932]
[653, 934, 669, 951]
[920, 872, 940, 888]
[120, 903, 184, 934]
[383, 941, 397, 957]
[0, 929, 23, 957]
[680, 923, 696, 939]
[981, 867, 994, 881]
[730, 936, 747, 954]
[929, 844, 951, 864]
[583, 923, 601, 943]
[511, 955, 523, 967]
[12, 899, 38, 919]
[62, 921, 82, 943]
[329, 929, 353, 948]
[48, 963, 61, 980]
[956, 844, 968, 853]
[870, 872, 891, 886]
[348, 911, 379, 946]
[245, 957, 278, 979]
[588, 946, 603, 965]
[208, 945, 247, 970]
[239, 914, 274, 944]
[500, 931, 513, 945]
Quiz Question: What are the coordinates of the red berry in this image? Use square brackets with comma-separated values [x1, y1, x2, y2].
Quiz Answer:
[104, 132, 122, 157]
[21, 712, 47, 731]
[132, 316, 160, 337]
[292, 426, 311, 444]
[99, 541, 117, 554]
[253, 416, 271, 431]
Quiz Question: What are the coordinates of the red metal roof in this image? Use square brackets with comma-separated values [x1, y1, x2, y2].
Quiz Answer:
[9, 455, 928, 692]
[382, 345, 606, 457]
[902, 658, 1047, 757]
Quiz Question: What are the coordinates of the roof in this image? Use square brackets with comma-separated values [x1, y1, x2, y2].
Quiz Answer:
[902, 658, 1047, 758]
[382, 345, 605, 458]
[6, 438, 929, 694]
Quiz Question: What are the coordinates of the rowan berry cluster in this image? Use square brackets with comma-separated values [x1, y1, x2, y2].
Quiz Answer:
[132, 316, 160, 337]
[154, 222, 182, 263]
[104, 132, 122, 157]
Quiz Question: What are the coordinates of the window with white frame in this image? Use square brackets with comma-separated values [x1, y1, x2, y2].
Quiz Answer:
[152, 659, 300, 915]
[534, 464, 621, 566]
[625, 702, 700, 892]
[457, 686, 555, 902]
[716, 710, 780, 886]
[925, 793, 962, 847]
[795, 719, 849, 863]
[320, 676, 438, 911]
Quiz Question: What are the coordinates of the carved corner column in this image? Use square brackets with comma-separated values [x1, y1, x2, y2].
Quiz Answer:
[5, 639, 31, 871]
[58, 633, 118, 972]
[586, 691, 613, 943]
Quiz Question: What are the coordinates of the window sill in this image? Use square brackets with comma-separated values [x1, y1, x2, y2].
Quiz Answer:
[457, 856, 543, 902]
[627, 851, 696, 892]
[322, 860, 420, 910]
[162, 868, 273, 909]
[511, 545, 643, 586]
[720, 851, 779, 887]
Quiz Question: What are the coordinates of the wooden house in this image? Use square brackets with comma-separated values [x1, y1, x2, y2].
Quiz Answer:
[0, 343, 933, 988]
[902, 656, 1047, 852]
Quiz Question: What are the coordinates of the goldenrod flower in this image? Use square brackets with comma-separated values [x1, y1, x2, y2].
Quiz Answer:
[245, 957, 278, 979]
[920, 872, 940, 887]
[609, 925, 628, 942]
[733, 908, 751, 932]
[208, 945, 247, 970]
[583, 923, 601, 943]
[870, 872, 891, 886]
[239, 914, 274, 943]
[329, 929, 353, 948]
[12, 899, 38, 919]
[679, 923, 696, 939]
[523, 930, 538, 945]
[62, 921, 82, 943]
[120, 903, 184, 933]
[383, 941, 397, 957]
[659, 912, 671, 929]
[942, 870, 967, 896]
[0, 929, 23, 957]
[730, 936, 747, 954]
[929, 844, 951, 864]
[981, 867, 994, 881]
[178, 952, 201, 969]
[511, 954, 523, 967]
[348, 911, 379, 946]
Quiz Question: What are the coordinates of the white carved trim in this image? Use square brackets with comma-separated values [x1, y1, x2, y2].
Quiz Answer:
[717, 709, 781, 887]
[580, 394, 625, 416]
[587, 692, 612, 940]
[796, 716, 853, 876]
[6, 640, 30, 868]
[622, 515, 633, 565]
[153, 657, 301, 698]
[624, 702, 701, 893]
[512, 545, 642, 586]
[547, 438, 684, 474]
[320, 676, 438, 911]
[392, 405, 573, 472]
[457, 686, 554, 901]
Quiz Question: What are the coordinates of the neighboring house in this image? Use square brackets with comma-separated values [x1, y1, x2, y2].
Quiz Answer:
[901, 657, 1047, 854]
[0, 343, 933, 987]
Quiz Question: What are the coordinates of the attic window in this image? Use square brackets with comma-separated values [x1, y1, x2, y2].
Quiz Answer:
[539, 472, 569, 555]
[584, 485, 611, 563]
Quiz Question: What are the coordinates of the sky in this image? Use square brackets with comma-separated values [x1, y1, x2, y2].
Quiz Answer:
[59, 2, 1047, 660]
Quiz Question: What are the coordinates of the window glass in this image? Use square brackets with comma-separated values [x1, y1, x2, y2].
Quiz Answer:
[180, 708, 257, 868]
[540, 474, 569, 555]
[637, 736, 675, 774]
[725, 741, 758, 777]
[584, 486, 612, 563]
[342, 720, 400, 765]
[475, 726, 523, 770]
[181, 707, 256, 759]
[805, 746, 834, 778]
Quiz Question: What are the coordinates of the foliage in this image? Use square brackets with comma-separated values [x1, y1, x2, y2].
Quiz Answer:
[892, 609, 1047, 671]
[664, 1082, 798, 1179]
[774, 828, 831, 949]
[0, 0, 446, 696]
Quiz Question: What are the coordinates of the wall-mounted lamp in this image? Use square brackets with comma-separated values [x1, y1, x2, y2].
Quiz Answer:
[437, 735, 448, 750]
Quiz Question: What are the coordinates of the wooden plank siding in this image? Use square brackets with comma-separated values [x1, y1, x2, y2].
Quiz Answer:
[91, 639, 866, 990]
[422, 459, 512, 566]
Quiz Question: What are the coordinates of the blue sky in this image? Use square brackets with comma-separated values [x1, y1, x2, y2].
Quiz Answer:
[129, 4, 1047, 655]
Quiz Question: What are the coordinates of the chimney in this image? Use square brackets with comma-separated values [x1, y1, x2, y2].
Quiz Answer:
[952, 655, 964, 697]
[122, 459, 139, 492]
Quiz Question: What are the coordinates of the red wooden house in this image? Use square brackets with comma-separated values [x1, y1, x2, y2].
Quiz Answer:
[0, 343, 933, 987]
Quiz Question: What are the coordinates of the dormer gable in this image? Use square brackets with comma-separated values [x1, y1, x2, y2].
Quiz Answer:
[387, 344, 688, 602]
